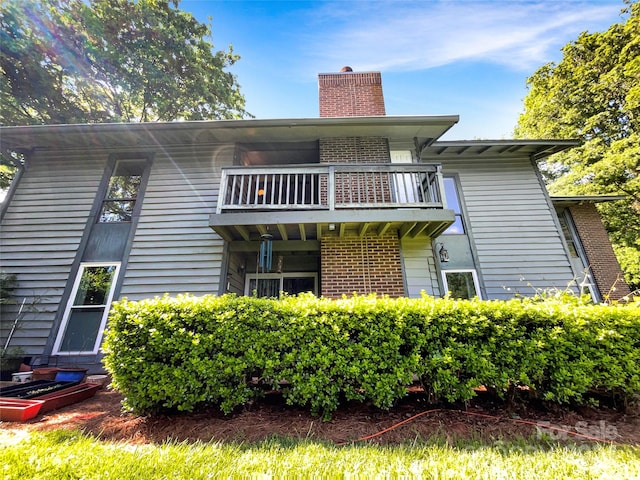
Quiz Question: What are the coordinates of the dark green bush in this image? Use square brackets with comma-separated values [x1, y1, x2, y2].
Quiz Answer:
[0, 272, 17, 305]
[102, 293, 640, 418]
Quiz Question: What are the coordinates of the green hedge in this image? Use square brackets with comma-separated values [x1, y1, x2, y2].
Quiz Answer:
[102, 293, 640, 419]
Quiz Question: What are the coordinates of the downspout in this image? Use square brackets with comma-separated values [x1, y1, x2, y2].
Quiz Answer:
[0, 148, 30, 222]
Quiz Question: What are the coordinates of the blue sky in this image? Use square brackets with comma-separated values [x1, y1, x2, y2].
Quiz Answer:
[181, 0, 628, 139]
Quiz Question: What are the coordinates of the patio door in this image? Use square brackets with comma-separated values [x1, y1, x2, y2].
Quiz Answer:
[248, 277, 280, 298]
[390, 150, 419, 203]
[245, 273, 317, 297]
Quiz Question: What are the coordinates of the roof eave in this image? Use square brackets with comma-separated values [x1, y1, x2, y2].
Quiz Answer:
[0, 115, 461, 151]
[424, 139, 581, 159]
[551, 195, 628, 205]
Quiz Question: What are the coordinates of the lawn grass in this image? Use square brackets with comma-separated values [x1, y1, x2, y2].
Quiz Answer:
[1, 429, 638, 479]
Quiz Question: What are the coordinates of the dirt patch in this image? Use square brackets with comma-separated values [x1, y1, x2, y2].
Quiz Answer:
[2, 388, 639, 446]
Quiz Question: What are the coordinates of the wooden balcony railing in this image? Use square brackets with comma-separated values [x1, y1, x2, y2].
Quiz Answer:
[216, 163, 446, 214]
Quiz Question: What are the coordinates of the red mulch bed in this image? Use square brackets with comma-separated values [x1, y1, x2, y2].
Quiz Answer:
[3, 387, 639, 446]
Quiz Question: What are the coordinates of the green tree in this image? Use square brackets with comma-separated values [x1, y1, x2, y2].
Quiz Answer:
[0, 160, 16, 191]
[515, 0, 640, 291]
[1, 0, 248, 125]
[0, 0, 248, 191]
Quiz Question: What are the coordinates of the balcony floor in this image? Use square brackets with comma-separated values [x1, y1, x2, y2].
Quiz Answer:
[209, 208, 455, 242]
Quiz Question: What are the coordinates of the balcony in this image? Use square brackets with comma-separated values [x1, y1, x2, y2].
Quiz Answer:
[210, 163, 455, 242]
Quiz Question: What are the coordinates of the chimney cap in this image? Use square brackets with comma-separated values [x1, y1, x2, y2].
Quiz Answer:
[340, 66, 353, 72]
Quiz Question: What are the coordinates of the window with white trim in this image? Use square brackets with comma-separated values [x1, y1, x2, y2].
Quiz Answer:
[53, 263, 120, 354]
[442, 270, 481, 299]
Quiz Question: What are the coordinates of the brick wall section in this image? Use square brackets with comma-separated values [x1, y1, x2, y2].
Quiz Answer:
[319, 137, 392, 205]
[569, 203, 631, 300]
[321, 233, 405, 298]
[319, 72, 386, 117]
[319, 137, 390, 163]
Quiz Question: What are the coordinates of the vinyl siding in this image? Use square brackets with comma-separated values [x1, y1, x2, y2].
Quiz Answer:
[439, 157, 574, 299]
[0, 151, 104, 356]
[401, 237, 441, 297]
[1, 143, 233, 357]
[118, 145, 232, 299]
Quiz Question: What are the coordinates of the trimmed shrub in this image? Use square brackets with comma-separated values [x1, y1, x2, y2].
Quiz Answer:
[102, 293, 640, 418]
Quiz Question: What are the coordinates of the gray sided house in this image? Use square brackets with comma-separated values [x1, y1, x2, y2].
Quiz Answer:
[0, 70, 631, 373]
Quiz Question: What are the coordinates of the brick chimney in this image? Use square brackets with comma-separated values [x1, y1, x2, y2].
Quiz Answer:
[317, 68, 403, 300]
[318, 67, 386, 117]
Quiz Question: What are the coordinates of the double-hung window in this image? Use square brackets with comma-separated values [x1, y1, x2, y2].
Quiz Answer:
[52, 263, 120, 354]
[99, 161, 145, 222]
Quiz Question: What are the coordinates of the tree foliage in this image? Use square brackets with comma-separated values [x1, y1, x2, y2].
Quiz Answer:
[1, 0, 248, 125]
[0, 160, 16, 191]
[515, 0, 640, 290]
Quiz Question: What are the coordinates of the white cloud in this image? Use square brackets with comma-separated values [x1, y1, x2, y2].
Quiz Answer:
[306, 0, 622, 73]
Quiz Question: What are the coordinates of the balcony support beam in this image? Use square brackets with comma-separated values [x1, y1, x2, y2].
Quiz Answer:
[235, 225, 251, 242]
[277, 224, 289, 241]
[410, 222, 430, 238]
[399, 222, 417, 238]
[229, 240, 320, 252]
[377, 222, 392, 236]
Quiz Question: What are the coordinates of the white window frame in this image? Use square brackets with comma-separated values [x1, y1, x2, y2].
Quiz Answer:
[245, 272, 318, 297]
[441, 269, 482, 300]
[52, 262, 121, 355]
